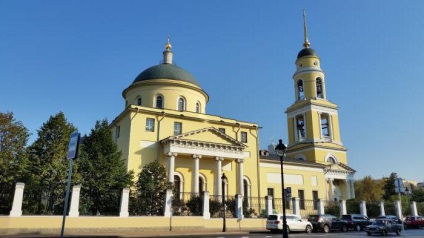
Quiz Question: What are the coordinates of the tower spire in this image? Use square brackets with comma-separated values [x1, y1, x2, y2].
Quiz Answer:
[303, 9, 311, 48]
[163, 36, 173, 64]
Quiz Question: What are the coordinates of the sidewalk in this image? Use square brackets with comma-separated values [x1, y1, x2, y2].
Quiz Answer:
[1, 228, 268, 238]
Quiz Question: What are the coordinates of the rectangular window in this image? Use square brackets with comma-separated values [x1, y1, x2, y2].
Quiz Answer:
[146, 118, 155, 132]
[267, 188, 275, 209]
[174, 122, 182, 136]
[312, 191, 318, 210]
[115, 125, 120, 140]
[218, 128, 226, 134]
[321, 113, 331, 138]
[298, 190, 305, 210]
[241, 131, 247, 143]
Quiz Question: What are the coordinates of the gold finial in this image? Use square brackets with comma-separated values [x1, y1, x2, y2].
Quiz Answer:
[165, 35, 172, 51]
[303, 9, 311, 48]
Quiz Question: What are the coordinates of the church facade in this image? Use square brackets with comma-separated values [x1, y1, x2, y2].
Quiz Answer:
[110, 17, 355, 214]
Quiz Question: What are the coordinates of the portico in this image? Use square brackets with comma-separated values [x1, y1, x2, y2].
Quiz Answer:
[161, 127, 249, 197]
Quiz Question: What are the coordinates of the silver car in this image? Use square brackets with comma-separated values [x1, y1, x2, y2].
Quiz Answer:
[266, 214, 313, 234]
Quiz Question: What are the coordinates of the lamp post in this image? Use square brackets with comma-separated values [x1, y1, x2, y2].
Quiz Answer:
[405, 187, 410, 216]
[275, 139, 288, 238]
[221, 173, 227, 232]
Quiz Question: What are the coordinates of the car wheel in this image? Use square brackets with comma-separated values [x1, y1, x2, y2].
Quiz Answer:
[418, 225, 422, 229]
[367, 231, 371, 236]
[355, 224, 361, 231]
[396, 229, 401, 235]
[323, 224, 330, 233]
[305, 225, 312, 234]
[382, 230, 387, 236]
[341, 225, 347, 232]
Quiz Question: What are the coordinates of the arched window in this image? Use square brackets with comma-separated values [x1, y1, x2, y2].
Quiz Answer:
[321, 113, 330, 138]
[295, 115, 306, 140]
[178, 97, 185, 111]
[297, 80, 304, 100]
[316, 78, 323, 99]
[156, 95, 163, 108]
[136, 96, 142, 106]
[174, 175, 181, 195]
[327, 156, 337, 164]
[196, 102, 201, 113]
[199, 174, 207, 193]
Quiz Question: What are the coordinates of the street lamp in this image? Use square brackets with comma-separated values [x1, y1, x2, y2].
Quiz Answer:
[221, 173, 227, 232]
[275, 139, 288, 238]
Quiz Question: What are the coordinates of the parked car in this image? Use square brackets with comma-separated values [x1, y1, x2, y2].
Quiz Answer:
[266, 214, 313, 234]
[377, 215, 407, 229]
[341, 214, 372, 231]
[405, 216, 424, 229]
[307, 214, 348, 233]
[364, 218, 403, 236]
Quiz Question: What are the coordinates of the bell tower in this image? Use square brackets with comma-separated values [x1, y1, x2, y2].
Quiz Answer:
[285, 11, 347, 165]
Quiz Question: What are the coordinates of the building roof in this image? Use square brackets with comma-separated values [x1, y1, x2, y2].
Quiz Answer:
[133, 63, 199, 86]
[297, 47, 318, 59]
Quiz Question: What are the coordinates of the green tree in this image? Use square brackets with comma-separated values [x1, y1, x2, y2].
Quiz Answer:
[0, 112, 30, 214]
[130, 161, 170, 216]
[77, 119, 133, 216]
[25, 112, 77, 214]
[382, 172, 398, 201]
[410, 188, 424, 203]
[354, 176, 384, 202]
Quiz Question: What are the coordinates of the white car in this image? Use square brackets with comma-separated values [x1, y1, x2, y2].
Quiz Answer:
[266, 214, 313, 234]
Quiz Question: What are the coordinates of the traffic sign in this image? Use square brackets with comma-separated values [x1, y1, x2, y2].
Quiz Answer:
[67, 132, 80, 160]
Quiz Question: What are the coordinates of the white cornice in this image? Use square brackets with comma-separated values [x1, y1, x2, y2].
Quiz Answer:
[293, 66, 324, 78]
[287, 104, 338, 118]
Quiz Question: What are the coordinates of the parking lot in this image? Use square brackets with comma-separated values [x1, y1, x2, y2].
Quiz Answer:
[261, 229, 424, 238]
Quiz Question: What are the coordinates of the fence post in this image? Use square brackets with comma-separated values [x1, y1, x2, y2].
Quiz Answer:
[9, 183, 25, 217]
[292, 197, 300, 217]
[395, 200, 402, 219]
[410, 201, 417, 216]
[265, 196, 273, 216]
[203, 191, 210, 219]
[164, 189, 173, 217]
[317, 199, 325, 215]
[360, 200, 367, 217]
[69, 185, 81, 217]
[340, 200, 347, 216]
[379, 201, 385, 216]
[235, 194, 244, 219]
[119, 188, 130, 217]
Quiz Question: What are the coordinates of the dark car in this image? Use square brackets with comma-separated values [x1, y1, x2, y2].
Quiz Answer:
[405, 216, 424, 229]
[307, 214, 348, 233]
[365, 218, 403, 236]
[341, 214, 372, 231]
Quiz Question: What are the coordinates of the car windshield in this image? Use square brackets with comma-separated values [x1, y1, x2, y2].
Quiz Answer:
[373, 220, 386, 225]
[268, 215, 279, 220]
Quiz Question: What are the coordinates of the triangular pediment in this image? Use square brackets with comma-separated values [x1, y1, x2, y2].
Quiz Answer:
[161, 127, 246, 148]
[325, 162, 356, 175]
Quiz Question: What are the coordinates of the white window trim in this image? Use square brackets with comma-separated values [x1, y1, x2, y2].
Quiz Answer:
[177, 96, 186, 111]
[324, 153, 339, 164]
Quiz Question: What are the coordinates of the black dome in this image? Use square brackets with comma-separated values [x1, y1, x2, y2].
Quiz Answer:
[133, 63, 199, 86]
[297, 48, 318, 59]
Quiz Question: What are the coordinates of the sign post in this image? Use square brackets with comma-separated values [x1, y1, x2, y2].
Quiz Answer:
[394, 178, 405, 234]
[60, 132, 80, 238]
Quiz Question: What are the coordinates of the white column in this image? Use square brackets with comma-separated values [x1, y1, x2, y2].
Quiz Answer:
[237, 159, 244, 196]
[164, 189, 173, 217]
[266, 195, 273, 216]
[293, 118, 298, 142]
[345, 180, 351, 200]
[317, 199, 325, 215]
[236, 194, 244, 219]
[360, 200, 367, 217]
[395, 200, 402, 219]
[328, 179, 334, 201]
[192, 155, 201, 194]
[167, 152, 177, 183]
[215, 157, 223, 197]
[328, 114, 334, 140]
[203, 191, 210, 219]
[410, 201, 418, 216]
[340, 200, 347, 216]
[119, 188, 130, 217]
[292, 197, 300, 217]
[379, 201, 386, 216]
[350, 180, 356, 199]
[69, 185, 81, 217]
[10, 183, 25, 217]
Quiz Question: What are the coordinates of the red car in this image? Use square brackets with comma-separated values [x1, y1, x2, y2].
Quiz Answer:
[405, 216, 424, 229]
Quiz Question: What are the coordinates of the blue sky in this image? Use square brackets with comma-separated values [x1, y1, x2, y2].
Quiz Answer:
[1, 1, 423, 182]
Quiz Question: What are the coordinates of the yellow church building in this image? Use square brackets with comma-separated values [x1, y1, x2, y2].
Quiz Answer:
[110, 14, 355, 216]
